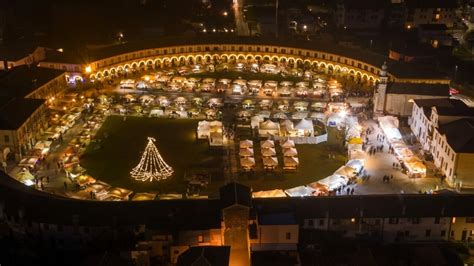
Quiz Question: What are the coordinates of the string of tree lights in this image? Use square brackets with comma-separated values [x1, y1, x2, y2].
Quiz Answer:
[130, 137, 174, 182]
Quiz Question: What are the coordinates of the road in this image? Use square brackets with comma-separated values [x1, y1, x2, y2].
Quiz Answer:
[233, 0, 250, 36]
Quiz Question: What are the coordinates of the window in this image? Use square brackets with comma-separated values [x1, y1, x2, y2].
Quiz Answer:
[286, 232, 291, 240]
[434, 217, 440, 224]
[404, 230, 410, 236]
[425, 230, 431, 237]
[308, 219, 314, 226]
[441, 230, 446, 237]
[58, 225, 63, 232]
[4, 135, 9, 143]
[332, 219, 341, 225]
[198, 235, 204, 243]
[319, 219, 325, 226]
[174, 250, 179, 254]
[466, 217, 474, 223]
[375, 219, 381, 225]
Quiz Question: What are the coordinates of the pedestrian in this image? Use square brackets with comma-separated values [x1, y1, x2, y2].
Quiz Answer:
[90, 191, 94, 199]
[390, 175, 393, 180]
[46, 176, 50, 183]
[40, 182, 44, 190]
[392, 162, 395, 168]
[346, 187, 350, 195]
[64, 181, 68, 191]
[351, 188, 354, 195]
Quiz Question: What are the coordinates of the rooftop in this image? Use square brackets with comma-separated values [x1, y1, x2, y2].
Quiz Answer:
[0, 65, 65, 99]
[438, 118, 474, 153]
[405, 0, 458, 9]
[258, 212, 297, 225]
[0, 97, 45, 130]
[386, 82, 450, 96]
[177, 246, 231, 266]
[0, 45, 42, 61]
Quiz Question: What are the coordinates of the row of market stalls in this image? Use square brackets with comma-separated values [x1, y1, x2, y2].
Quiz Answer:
[119, 71, 344, 98]
[197, 120, 224, 146]
[239, 139, 300, 171]
[378, 116, 426, 178]
[252, 157, 365, 198]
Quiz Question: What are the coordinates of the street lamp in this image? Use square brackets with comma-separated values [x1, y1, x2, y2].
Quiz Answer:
[223, 11, 228, 16]
[85, 66, 92, 73]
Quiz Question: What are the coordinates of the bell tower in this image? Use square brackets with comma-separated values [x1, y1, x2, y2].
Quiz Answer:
[374, 62, 388, 113]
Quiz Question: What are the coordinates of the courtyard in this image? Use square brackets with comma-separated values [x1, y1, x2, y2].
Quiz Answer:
[81, 116, 224, 193]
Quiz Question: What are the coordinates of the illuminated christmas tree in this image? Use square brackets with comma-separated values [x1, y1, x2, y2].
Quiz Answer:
[130, 137, 173, 182]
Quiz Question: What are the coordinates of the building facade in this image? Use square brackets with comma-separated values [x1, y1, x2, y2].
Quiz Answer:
[410, 99, 474, 187]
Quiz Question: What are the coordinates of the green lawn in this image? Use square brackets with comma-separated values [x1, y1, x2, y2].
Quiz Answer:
[224, 143, 346, 192]
[81, 116, 224, 194]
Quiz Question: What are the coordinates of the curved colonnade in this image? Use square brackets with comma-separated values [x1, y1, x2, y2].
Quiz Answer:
[87, 43, 383, 84]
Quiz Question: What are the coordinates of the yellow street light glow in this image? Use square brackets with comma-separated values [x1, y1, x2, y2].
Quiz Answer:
[85, 66, 92, 73]
[223, 11, 228, 16]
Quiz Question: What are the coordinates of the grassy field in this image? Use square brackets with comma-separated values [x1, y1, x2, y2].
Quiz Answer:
[81, 116, 346, 196]
[81, 116, 224, 194]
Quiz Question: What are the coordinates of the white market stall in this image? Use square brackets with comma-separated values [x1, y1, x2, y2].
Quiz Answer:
[284, 186, 316, 197]
[252, 189, 286, 198]
[258, 120, 280, 137]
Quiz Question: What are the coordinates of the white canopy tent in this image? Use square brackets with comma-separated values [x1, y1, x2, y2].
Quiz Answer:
[253, 189, 286, 198]
[294, 119, 314, 136]
[334, 165, 357, 178]
[283, 148, 298, 157]
[259, 120, 280, 136]
[261, 148, 276, 157]
[284, 186, 316, 197]
[316, 174, 348, 191]
[281, 139, 295, 148]
[240, 139, 254, 149]
[261, 140, 275, 149]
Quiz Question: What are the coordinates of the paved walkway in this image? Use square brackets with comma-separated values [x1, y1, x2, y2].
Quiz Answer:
[348, 119, 447, 195]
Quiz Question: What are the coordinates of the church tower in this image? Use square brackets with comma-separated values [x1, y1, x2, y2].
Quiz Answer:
[373, 62, 388, 113]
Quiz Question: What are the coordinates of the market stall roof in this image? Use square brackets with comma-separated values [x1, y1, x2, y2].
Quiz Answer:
[292, 112, 309, 120]
[346, 159, 364, 173]
[280, 119, 294, 130]
[132, 193, 157, 201]
[283, 156, 299, 166]
[283, 148, 298, 157]
[239, 148, 255, 157]
[262, 156, 278, 167]
[284, 186, 315, 197]
[257, 110, 271, 119]
[261, 148, 276, 157]
[251, 116, 264, 128]
[317, 174, 348, 190]
[240, 140, 254, 149]
[295, 119, 314, 131]
[252, 189, 286, 198]
[108, 187, 133, 200]
[294, 101, 309, 107]
[259, 120, 280, 130]
[87, 181, 111, 192]
[272, 112, 288, 119]
[240, 157, 256, 167]
[281, 139, 295, 148]
[334, 165, 357, 178]
[75, 175, 96, 186]
[261, 140, 275, 149]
